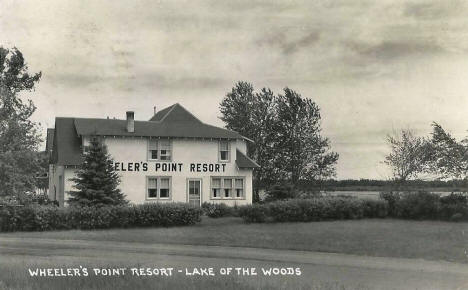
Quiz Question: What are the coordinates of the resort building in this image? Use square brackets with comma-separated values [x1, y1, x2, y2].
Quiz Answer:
[47, 103, 259, 207]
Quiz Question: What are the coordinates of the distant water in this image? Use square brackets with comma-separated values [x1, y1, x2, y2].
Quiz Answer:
[324, 190, 464, 200]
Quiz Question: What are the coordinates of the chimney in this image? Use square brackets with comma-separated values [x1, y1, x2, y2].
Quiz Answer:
[154, 106, 157, 114]
[126, 111, 135, 133]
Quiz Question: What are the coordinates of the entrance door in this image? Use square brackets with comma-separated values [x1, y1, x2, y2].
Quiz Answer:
[187, 179, 202, 207]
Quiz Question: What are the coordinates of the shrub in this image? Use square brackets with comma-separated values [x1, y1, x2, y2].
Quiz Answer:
[265, 183, 296, 201]
[238, 197, 388, 223]
[379, 191, 400, 216]
[201, 203, 232, 218]
[380, 191, 468, 221]
[237, 204, 269, 223]
[439, 193, 468, 220]
[362, 199, 389, 218]
[0, 203, 202, 232]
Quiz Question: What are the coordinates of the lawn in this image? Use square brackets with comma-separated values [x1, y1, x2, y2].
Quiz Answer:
[2, 217, 468, 264]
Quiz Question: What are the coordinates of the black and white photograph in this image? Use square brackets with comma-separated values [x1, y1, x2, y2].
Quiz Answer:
[1, 0, 468, 289]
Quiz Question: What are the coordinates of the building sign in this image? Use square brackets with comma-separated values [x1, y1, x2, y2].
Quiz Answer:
[114, 162, 227, 173]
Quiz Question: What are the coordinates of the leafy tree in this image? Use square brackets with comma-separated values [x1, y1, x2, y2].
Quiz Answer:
[0, 47, 42, 197]
[220, 82, 338, 190]
[69, 137, 127, 207]
[426, 122, 468, 180]
[275, 88, 338, 185]
[384, 129, 428, 183]
[220, 82, 282, 197]
[34, 151, 50, 194]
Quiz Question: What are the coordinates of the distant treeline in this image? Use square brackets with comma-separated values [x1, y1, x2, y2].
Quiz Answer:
[295, 179, 468, 192]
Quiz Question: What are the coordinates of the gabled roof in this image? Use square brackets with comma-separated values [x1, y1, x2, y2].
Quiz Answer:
[73, 103, 243, 140]
[236, 149, 260, 169]
[51, 103, 255, 166]
[52, 118, 83, 166]
[150, 103, 202, 123]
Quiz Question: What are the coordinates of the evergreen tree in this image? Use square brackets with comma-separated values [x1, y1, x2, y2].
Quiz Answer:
[69, 137, 127, 207]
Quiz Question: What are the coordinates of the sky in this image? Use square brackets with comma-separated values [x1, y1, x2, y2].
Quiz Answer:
[1, 0, 468, 179]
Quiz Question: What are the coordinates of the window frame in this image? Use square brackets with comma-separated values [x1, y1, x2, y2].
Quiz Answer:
[147, 139, 172, 162]
[146, 176, 172, 200]
[210, 176, 245, 200]
[186, 178, 203, 205]
[218, 140, 230, 163]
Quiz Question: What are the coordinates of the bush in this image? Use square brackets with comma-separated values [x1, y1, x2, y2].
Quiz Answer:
[362, 199, 389, 218]
[201, 203, 232, 218]
[237, 204, 269, 223]
[380, 191, 468, 221]
[265, 183, 296, 201]
[394, 191, 440, 220]
[238, 197, 388, 223]
[379, 191, 400, 216]
[0, 203, 202, 232]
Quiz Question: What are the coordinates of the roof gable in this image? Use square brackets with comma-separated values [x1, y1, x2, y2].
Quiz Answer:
[149, 104, 175, 121]
[52, 118, 83, 166]
[150, 103, 202, 124]
[236, 149, 260, 169]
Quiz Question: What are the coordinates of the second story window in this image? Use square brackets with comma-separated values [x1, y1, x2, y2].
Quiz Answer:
[148, 140, 158, 160]
[148, 139, 172, 161]
[159, 140, 171, 161]
[219, 140, 230, 162]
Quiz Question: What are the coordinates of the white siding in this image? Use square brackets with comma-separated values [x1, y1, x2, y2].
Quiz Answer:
[54, 137, 254, 206]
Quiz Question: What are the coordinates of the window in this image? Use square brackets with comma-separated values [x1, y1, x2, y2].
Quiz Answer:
[235, 178, 244, 198]
[219, 141, 230, 162]
[147, 178, 158, 198]
[148, 140, 158, 160]
[212, 178, 221, 198]
[223, 178, 232, 197]
[159, 140, 171, 160]
[147, 177, 171, 199]
[160, 178, 170, 198]
[189, 180, 200, 195]
[211, 177, 245, 199]
[148, 139, 172, 161]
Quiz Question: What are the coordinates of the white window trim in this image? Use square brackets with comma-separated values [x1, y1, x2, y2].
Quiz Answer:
[210, 176, 245, 200]
[218, 140, 230, 163]
[186, 178, 203, 205]
[146, 176, 172, 200]
[147, 139, 172, 162]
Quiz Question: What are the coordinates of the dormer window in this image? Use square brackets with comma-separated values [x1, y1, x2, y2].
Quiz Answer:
[148, 139, 172, 161]
[219, 140, 230, 162]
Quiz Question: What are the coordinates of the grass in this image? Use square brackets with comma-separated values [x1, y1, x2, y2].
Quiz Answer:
[2, 217, 468, 264]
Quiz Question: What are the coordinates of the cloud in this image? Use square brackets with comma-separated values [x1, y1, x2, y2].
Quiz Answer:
[404, 1, 464, 19]
[346, 40, 445, 60]
[257, 30, 321, 55]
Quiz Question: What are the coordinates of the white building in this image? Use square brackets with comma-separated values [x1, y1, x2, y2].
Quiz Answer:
[48, 103, 259, 207]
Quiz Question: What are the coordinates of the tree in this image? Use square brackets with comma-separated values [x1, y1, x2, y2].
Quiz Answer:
[275, 88, 338, 185]
[69, 137, 127, 207]
[384, 129, 427, 183]
[220, 82, 282, 196]
[220, 83, 338, 189]
[0, 47, 42, 197]
[426, 122, 468, 180]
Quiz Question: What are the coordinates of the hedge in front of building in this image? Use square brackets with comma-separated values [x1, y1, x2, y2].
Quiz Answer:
[238, 198, 389, 223]
[0, 203, 202, 232]
[239, 192, 468, 223]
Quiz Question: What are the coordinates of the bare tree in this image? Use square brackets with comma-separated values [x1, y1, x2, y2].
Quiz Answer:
[384, 129, 427, 183]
